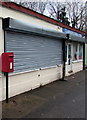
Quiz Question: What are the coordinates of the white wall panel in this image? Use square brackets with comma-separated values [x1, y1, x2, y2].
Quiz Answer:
[0, 66, 62, 101]
[66, 62, 83, 76]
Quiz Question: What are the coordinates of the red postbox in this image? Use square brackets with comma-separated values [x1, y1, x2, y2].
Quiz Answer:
[0, 52, 14, 72]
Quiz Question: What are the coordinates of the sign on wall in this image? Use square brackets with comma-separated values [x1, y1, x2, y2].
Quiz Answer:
[62, 28, 83, 37]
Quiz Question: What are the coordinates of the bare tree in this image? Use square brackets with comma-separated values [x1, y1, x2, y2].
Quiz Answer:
[13, 0, 86, 31]
[37, 2, 47, 14]
[48, 2, 70, 25]
[48, 1, 86, 31]
[65, 1, 86, 30]
[13, 0, 47, 14]
[47, 2, 63, 20]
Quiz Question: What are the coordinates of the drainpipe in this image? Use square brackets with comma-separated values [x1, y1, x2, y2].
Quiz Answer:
[62, 39, 66, 80]
[83, 43, 85, 70]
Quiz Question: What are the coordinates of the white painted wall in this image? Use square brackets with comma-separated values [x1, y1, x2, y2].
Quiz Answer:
[0, 75, 2, 117]
[0, 18, 4, 103]
[0, 17, 3, 119]
[0, 18, 4, 55]
[0, 6, 62, 32]
[0, 61, 83, 101]
[1, 65, 62, 101]
[66, 61, 83, 76]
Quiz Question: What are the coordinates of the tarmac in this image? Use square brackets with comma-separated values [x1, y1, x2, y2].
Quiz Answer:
[2, 70, 86, 119]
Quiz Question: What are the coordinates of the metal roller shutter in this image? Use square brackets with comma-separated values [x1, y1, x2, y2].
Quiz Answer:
[5, 31, 63, 73]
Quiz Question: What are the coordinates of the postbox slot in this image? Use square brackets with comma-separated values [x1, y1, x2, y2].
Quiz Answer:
[9, 55, 13, 57]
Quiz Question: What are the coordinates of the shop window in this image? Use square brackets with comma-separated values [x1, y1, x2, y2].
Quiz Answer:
[79, 44, 83, 60]
[68, 44, 71, 59]
[73, 43, 78, 61]
[73, 43, 83, 61]
[65, 43, 72, 64]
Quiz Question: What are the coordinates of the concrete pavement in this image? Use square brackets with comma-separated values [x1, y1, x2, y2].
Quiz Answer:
[2, 70, 85, 119]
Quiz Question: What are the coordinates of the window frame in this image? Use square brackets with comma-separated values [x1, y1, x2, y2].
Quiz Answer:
[65, 42, 83, 64]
